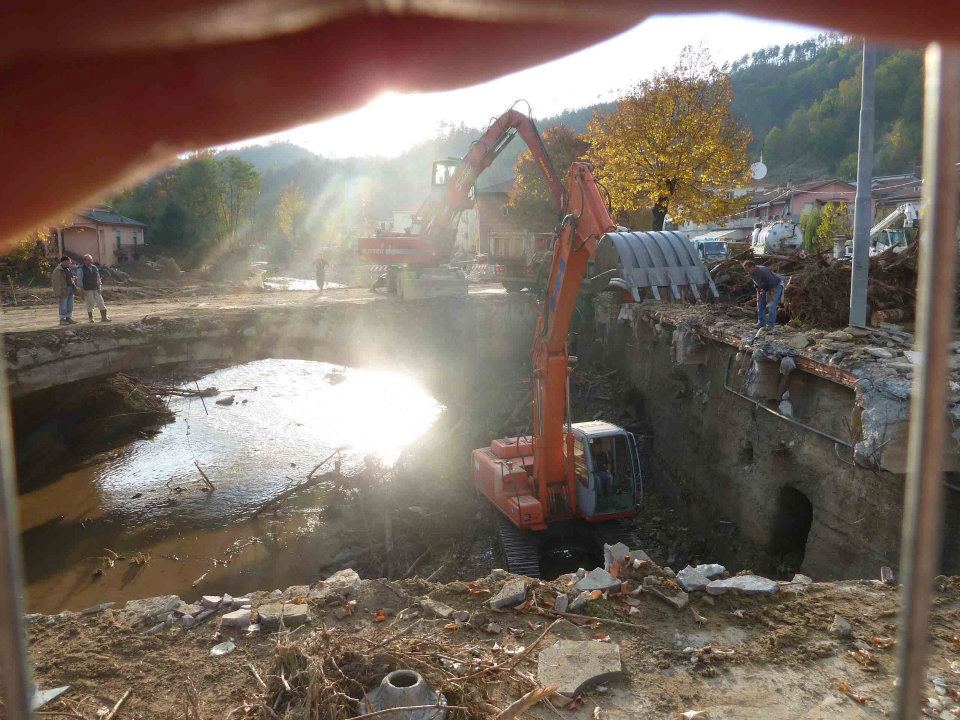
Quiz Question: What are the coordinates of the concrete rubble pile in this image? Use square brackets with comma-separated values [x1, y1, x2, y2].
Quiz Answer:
[28, 561, 960, 720]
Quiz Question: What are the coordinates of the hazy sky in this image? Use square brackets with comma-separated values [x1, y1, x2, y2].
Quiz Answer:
[229, 13, 826, 158]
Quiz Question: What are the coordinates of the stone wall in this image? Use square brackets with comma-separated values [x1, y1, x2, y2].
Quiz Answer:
[596, 300, 960, 579]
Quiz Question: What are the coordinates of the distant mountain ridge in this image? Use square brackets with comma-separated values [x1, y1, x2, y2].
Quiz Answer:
[221, 34, 921, 209]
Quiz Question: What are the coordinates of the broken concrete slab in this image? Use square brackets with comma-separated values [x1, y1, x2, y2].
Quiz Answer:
[31, 685, 71, 711]
[575, 568, 621, 593]
[80, 602, 115, 616]
[537, 640, 623, 697]
[489, 578, 526, 609]
[642, 576, 689, 610]
[310, 569, 361, 604]
[676, 566, 710, 593]
[825, 330, 853, 342]
[175, 602, 203, 617]
[419, 597, 455, 619]
[696, 564, 726, 579]
[829, 614, 852, 638]
[554, 594, 569, 614]
[603, 542, 631, 571]
[866, 347, 896, 359]
[323, 569, 361, 595]
[282, 585, 310, 601]
[122, 595, 181, 624]
[201, 595, 222, 609]
[568, 591, 592, 613]
[257, 602, 311, 631]
[881, 566, 896, 585]
[221, 608, 252, 629]
[706, 575, 779, 596]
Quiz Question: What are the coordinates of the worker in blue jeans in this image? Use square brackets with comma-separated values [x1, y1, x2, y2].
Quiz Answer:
[743, 260, 785, 328]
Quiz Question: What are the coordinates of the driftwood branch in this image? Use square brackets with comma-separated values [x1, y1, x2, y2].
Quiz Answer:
[194, 461, 214, 491]
[103, 688, 132, 720]
[494, 685, 557, 720]
[252, 449, 344, 516]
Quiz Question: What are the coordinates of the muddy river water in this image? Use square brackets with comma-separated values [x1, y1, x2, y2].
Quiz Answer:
[19, 359, 444, 613]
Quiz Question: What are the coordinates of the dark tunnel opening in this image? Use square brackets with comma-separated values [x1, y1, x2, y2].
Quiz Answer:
[770, 486, 814, 574]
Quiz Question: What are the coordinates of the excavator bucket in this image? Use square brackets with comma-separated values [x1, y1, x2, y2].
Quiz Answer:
[593, 230, 719, 302]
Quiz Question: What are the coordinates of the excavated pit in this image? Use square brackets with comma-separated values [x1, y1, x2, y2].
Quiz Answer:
[7, 290, 958, 613]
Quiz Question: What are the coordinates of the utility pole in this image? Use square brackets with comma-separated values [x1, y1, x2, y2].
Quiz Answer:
[849, 41, 877, 327]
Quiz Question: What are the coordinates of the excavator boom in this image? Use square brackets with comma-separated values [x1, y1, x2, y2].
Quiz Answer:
[471, 161, 719, 545]
[531, 162, 615, 518]
[358, 107, 564, 270]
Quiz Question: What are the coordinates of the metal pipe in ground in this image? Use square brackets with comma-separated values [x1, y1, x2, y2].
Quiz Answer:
[894, 42, 960, 720]
[0, 337, 35, 719]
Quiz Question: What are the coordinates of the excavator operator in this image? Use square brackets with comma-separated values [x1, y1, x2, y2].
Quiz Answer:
[591, 440, 614, 498]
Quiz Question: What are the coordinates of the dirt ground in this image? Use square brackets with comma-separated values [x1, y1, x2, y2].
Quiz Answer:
[26, 570, 960, 720]
[0, 285, 512, 334]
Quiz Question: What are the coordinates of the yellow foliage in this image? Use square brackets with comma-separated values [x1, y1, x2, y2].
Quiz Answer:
[3, 228, 52, 278]
[507, 125, 587, 232]
[814, 201, 852, 252]
[585, 47, 752, 229]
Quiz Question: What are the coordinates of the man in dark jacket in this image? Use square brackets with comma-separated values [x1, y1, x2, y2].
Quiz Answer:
[51, 255, 78, 325]
[743, 260, 785, 329]
[77, 254, 109, 322]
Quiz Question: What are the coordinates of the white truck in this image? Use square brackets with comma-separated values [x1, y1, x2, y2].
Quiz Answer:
[752, 219, 803, 254]
[843, 202, 919, 257]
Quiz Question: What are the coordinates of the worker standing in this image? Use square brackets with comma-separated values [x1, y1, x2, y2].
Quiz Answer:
[77, 254, 110, 322]
[743, 260, 785, 329]
[51, 255, 78, 325]
[313, 254, 329, 293]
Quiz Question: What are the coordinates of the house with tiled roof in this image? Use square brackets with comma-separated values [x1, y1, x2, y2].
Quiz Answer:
[746, 179, 858, 223]
[54, 205, 146, 265]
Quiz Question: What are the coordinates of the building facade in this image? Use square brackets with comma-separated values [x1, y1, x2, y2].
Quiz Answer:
[55, 206, 146, 265]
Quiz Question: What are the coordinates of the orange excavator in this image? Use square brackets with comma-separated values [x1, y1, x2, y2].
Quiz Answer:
[357, 106, 565, 299]
[472, 162, 719, 576]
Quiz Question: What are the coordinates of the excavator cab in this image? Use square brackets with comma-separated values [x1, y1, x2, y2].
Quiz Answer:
[569, 422, 641, 522]
[431, 159, 459, 187]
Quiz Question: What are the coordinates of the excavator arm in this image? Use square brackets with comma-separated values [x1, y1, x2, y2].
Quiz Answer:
[530, 162, 615, 517]
[417, 107, 566, 261]
[470, 161, 718, 537]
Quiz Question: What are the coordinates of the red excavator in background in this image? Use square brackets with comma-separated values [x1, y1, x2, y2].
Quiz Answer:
[472, 162, 718, 576]
[357, 106, 565, 299]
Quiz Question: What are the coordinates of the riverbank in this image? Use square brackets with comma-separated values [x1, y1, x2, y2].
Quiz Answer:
[27, 565, 960, 720]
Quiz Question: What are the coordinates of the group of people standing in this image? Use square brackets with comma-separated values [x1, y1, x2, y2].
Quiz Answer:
[51, 255, 109, 325]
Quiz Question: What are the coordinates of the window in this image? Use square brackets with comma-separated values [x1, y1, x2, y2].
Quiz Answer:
[501, 206, 509, 217]
[572, 439, 589, 488]
[132, 231, 138, 245]
[115, 230, 122, 249]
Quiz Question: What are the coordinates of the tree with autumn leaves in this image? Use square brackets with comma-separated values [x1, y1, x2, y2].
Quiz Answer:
[506, 126, 587, 232]
[585, 48, 751, 230]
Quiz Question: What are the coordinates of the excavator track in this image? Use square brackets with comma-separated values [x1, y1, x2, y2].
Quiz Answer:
[496, 515, 541, 578]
